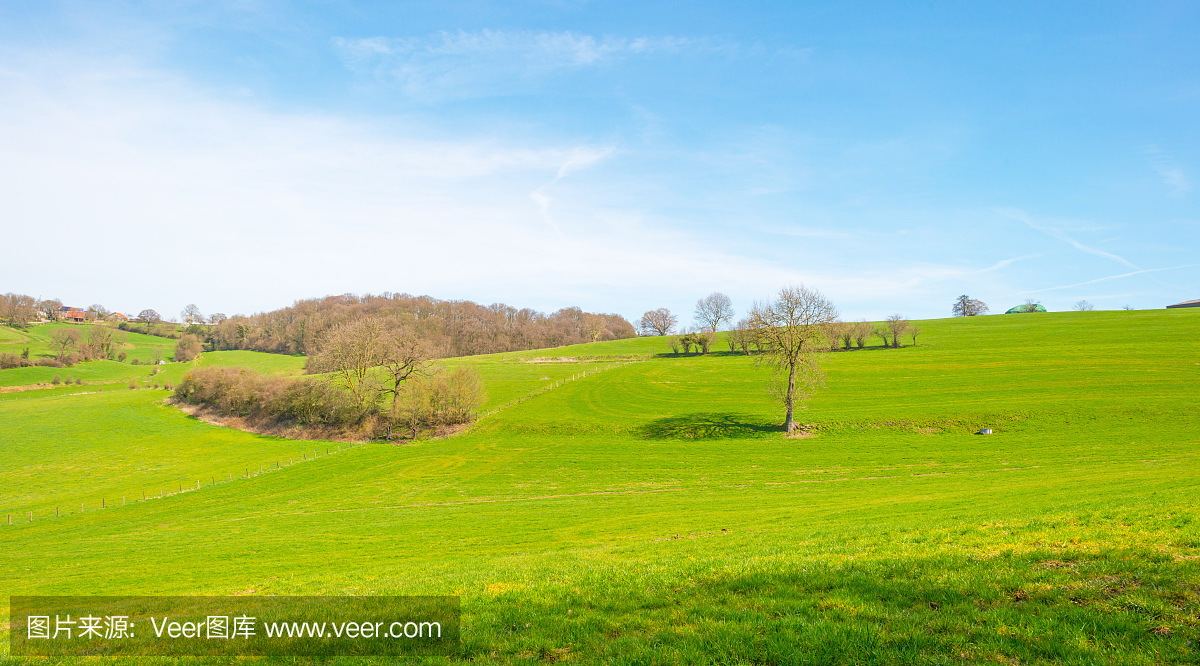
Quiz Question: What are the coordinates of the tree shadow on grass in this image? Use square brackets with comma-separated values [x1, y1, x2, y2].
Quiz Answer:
[638, 412, 782, 439]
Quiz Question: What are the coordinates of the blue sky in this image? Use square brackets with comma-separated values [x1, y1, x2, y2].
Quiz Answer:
[1, 1, 1196, 325]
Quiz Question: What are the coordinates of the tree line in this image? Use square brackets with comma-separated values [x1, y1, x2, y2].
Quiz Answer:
[202, 293, 635, 357]
[638, 292, 918, 357]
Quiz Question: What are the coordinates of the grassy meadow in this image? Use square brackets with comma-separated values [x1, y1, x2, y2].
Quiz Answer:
[1, 309, 1198, 664]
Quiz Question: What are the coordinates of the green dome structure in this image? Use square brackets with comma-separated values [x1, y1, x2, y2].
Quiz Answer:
[1005, 303, 1047, 314]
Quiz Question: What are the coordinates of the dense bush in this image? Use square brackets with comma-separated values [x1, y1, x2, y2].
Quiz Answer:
[175, 367, 368, 428]
[175, 365, 485, 438]
[34, 357, 64, 368]
[0, 353, 26, 369]
[394, 367, 486, 436]
[174, 334, 202, 362]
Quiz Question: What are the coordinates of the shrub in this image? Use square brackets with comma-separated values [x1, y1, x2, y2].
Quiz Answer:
[52, 375, 61, 385]
[131, 359, 140, 365]
[0, 353, 21, 369]
[129, 380, 136, 390]
[394, 367, 486, 435]
[35, 357, 64, 368]
[75, 378, 82, 385]
[20, 347, 29, 360]
[175, 367, 368, 428]
[174, 334, 202, 362]
[118, 351, 127, 362]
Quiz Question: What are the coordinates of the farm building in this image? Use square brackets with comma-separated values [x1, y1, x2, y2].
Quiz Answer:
[1005, 303, 1047, 314]
[109, 312, 130, 322]
[58, 306, 86, 322]
[1166, 299, 1200, 309]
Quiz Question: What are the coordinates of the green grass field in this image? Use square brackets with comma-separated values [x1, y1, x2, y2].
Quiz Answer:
[2, 309, 1198, 664]
[0, 322, 189, 392]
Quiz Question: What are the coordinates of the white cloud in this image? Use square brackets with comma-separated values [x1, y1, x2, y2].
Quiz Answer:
[0, 58, 839, 321]
[1143, 144, 1191, 196]
[332, 30, 698, 101]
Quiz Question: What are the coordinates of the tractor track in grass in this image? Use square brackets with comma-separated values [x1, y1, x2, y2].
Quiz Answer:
[218, 487, 686, 521]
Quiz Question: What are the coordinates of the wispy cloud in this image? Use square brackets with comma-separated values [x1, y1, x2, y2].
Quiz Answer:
[333, 30, 699, 101]
[1143, 144, 1191, 196]
[529, 146, 615, 232]
[998, 208, 1139, 269]
[1016, 265, 1195, 295]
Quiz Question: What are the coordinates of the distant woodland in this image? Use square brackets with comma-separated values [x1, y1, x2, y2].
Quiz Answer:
[206, 293, 636, 357]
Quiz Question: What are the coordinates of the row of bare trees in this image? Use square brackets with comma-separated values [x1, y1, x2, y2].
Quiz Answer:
[639, 292, 737, 337]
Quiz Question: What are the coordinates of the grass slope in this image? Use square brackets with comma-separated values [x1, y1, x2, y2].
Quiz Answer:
[1, 309, 1198, 664]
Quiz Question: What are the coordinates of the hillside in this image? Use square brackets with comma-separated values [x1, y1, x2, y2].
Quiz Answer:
[1, 309, 1198, 664]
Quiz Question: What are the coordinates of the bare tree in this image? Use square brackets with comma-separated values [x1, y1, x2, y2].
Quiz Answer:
[86, 304, 109, 321]
[208, 313, 228, 325]
[667, 336, 681, 355]
[137, 309, 161, 324]
[50, 328, 80, 360]
[181, 304, 204, 325]
[832, 320, 853, 350]
[1074, 300, 1094, 311]
[952, 295, 989, 317]
[747, 285, 838, 434]
[639, 308, 678, 336]
[874, 323, 891, 348]
[307, 317, 386, 409]
[886, 314, 909, 348]
[2, 293, 38, 328]
[679, 330, 695, 354]
[379, 323, 433, 436]
[694, 292, 734, 332]
[909, 325, 922, 346]
[85, 326, 117, 360]
[40, 298, 63, 322]
[852, 320, 873, 348]
[1021, 298, 1044, 313]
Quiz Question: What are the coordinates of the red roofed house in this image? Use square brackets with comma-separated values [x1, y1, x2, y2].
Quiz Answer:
[59, 306, 86, 323]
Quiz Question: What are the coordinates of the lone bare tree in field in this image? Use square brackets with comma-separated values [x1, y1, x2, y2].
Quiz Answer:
[639, 308, 677, 336]
[748, 285, 839, 434]
[1074, 300, 1094, 311]
[694, 292, 734, 332]
[952, 295, 989, 317]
